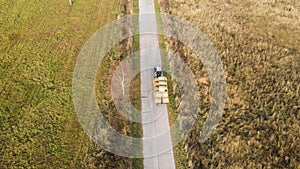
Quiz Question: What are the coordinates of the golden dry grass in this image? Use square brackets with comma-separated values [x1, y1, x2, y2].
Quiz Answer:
[160, 0, 300, 168]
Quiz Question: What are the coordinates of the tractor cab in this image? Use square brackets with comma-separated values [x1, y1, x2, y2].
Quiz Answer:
[154, 66, 164, 78]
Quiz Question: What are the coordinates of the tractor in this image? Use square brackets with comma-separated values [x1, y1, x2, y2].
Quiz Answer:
[153, 66, 169, 104]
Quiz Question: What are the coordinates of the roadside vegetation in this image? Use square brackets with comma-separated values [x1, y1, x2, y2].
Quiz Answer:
[131, 0, 143, 168]
[81, 0, 143, 168]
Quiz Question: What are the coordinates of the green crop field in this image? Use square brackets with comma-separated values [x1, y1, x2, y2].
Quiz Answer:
[0, 0, 127, 168]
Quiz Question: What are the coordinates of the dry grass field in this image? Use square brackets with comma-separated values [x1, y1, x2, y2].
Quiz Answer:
[159, 0, 300, 168]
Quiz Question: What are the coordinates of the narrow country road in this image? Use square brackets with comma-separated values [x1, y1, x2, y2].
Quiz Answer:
[139, 0, 176, 169]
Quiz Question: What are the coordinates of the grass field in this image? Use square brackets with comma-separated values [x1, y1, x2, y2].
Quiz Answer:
[160, 0, 300, 168]
[0, 0, 140, 168]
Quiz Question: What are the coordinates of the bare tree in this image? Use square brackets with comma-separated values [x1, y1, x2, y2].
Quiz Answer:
[111, 60, 136, 120]
[112, 60, 132, 98]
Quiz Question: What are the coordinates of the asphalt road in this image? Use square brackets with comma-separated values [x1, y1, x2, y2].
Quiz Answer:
[139, 0, 176, 169]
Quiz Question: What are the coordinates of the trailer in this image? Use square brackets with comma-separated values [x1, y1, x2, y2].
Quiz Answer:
[153, 67, 169, 104]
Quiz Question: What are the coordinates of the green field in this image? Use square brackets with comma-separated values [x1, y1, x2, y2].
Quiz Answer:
[0, 0, 142, 168]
